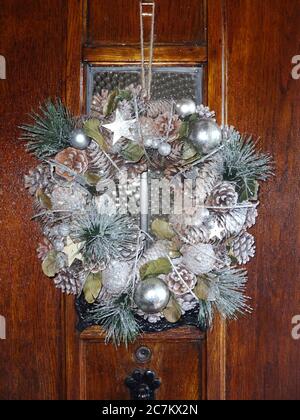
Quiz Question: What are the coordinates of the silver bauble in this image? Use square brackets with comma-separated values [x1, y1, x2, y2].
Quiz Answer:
[181, 244, 216, 275]
[175, 99, 197, 118]
[151, 139, 160, 149]
[189, 119, 222, 154]
[144, 138, 154, 148]
[53, 239, 65, 252]
[102, 260, 131, 295]
[69, 129, 91, 150]
[158, 142, 172, 157]
[134, 277, 170, 314]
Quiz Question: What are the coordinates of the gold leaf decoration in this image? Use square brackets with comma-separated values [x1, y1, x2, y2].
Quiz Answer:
[42, 250, 59, 278]
[83, 272, 102, 304]
[120, 141, 145, 163]
[83, 119, 108, 151]
[63, 237, 84, 267]
[36, 188, 52, 210]
[140, 257, 172, 281]
[151, 219, 176, 240]
[194, 276, 210, 300]
[163, 295, 182, 323]
[84, 171, 102, 186]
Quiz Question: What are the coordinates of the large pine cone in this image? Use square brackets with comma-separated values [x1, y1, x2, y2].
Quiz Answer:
[231, 231, 256, 264]
[181, 226, 210, 245]
[207, 181, 238, 210]
[24, 164, 53, 195]
[86, 142, 122, 179]
[90, 91, 109, 119]
[55, 147, 88, 181]
[145, 99, 172, 118]
[153, 113, 182, 140]
[53, 262, 86, 295]
[195, 152, 224, 202]
[165, 265, 197, 295]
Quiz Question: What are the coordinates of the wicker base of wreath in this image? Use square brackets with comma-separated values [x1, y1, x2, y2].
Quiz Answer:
[75, 295, 203, 334]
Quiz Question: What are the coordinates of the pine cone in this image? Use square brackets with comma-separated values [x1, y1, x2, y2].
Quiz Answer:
[118, 100, 133, 120]
[86, 142, 122, 179]
[125, 158, 148, 177]
[207, 181, 238, 211]
[182, 226, 210, 245]
[51, 185, 87, 212]
[195, 152, 224, 202]
[37, 238, 53, 261]
[53, 262, 86, 295]
[196, 105, 216, 120]
[153, 113, 182, 140]
[146, 100, 172, 118]
[231, 231, 256, 264]
[177, 293, 198, 313]
[55, 147, 88, 181]
[24, 164, 53, 195]
[90, 90, 109, 119]
[216, 208, 248, 237]
[214, 243, 231, 269]
[165, 265, 197, 295]
[137, 240, 169, 271]
[245, 203, 258, 229]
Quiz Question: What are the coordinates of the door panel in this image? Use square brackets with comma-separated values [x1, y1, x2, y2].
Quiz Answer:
[0, 0, 67, 400]
[223, 0, 300, 400]
[79, 327, 204, 400]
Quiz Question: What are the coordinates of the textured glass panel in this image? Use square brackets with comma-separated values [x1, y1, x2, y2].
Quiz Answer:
[87, 66, 203, 109]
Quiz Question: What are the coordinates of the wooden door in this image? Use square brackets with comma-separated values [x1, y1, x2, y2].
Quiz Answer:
[1, 0, 300, 401]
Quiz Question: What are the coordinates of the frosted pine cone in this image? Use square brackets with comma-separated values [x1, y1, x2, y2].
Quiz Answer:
[177, 293, 198, 314]
[216, 207, 248, 237]
[51, 184, 87, 212]
[24, 164, 53, 195]
[244, 203, 259, 229]
[165, 265, 197, 295]
[90, 90, 109, 119]
[37, 238, 52, 261]
[137, 240, 170, 271]
[118, 100, 133, 120]
[182, 226, 210, 245]
[195, 153, 224, 203]
[55, 147, 88, 181]
[153, 113, 182, 140]
[86, 142, 122, 179]
[207, 181, 238, 211]
[145, 99, 172, 118]
[232, 231, 256, 264]
[53, 262, 86, 295]
[196, 104, 216, 120]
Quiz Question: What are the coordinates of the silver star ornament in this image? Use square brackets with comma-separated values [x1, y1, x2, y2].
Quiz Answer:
[103, 110, 137, 145]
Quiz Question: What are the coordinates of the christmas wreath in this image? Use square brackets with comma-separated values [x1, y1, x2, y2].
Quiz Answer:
[21, 85, 273, 345]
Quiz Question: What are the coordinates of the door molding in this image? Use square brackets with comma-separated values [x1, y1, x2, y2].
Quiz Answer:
[206, 0, 228, 401]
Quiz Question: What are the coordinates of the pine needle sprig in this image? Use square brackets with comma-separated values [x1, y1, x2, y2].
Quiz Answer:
[214, 267, 251, 320]
[88, 294, 140, 346]
[223, 130, 274, 191]
[20, 99, 75, 159]
[197, 267, 251, 329]
[71, 206, 141, 265]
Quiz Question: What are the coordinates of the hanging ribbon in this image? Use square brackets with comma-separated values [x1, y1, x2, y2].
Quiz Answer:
[139, 1, 156, 99]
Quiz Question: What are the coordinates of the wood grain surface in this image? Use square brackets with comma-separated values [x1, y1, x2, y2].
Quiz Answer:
[208, 0, 300, 401]
[86, 0, 207, 46]
[0, 0, 67, 400]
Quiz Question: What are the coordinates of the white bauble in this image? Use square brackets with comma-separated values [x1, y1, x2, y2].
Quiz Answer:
[102, 260, 131, 295]
[181, 244, 216, 275]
